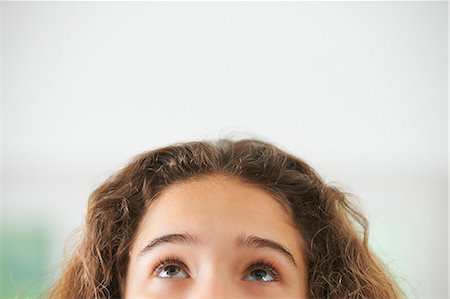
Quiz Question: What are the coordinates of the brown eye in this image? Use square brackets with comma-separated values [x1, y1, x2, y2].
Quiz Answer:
[155, 262, 189, 279]
[165, 265, 180, 275]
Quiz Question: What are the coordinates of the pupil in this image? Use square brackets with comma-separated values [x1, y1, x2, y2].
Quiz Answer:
[253, 269, 266, 280]
[167, 265, 179, 274]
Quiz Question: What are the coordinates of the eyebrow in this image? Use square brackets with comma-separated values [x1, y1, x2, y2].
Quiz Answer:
[138, 232, 297, 268]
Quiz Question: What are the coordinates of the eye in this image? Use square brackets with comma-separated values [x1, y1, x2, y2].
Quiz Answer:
[157, 263, 188, 279]
[245, 268, 275, 282]
[244, 260, 280, 282]
[153, 258, 190, 279]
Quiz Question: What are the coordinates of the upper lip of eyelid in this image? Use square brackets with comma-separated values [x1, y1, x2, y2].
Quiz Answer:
[248, 263, 277, 275]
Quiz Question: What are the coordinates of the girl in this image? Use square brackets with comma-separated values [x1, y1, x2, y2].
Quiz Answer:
[48, 138, 404, 298]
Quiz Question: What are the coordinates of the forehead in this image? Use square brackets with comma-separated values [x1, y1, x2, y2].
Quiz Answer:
[133, 175, 303, 253]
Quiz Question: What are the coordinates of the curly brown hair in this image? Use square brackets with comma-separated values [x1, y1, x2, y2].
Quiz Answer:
[47, 138, 405, 299]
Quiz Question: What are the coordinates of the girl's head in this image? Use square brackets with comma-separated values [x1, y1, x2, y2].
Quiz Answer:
[49, 138, 404, 298]
[126, 174, 308, 298]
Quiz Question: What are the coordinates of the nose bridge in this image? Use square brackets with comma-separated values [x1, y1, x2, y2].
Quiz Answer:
[189, 260, 238, 299]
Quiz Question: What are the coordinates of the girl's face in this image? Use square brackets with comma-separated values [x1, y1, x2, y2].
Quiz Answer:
[125, 175, 308, 298]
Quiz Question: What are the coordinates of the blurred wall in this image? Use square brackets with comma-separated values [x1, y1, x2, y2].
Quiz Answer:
[1, 1, 448, 298]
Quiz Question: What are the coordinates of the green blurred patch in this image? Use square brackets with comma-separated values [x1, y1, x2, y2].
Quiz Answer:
[1, 225, 52, 299]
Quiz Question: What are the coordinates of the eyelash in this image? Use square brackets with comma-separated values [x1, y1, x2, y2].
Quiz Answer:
[150, 255, 282, 281]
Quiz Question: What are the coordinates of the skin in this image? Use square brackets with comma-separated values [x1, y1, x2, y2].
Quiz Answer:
[124, 174, 308, 299]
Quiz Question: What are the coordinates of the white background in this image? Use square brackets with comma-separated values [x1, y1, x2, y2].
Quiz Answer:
[2, 1, 448, 298]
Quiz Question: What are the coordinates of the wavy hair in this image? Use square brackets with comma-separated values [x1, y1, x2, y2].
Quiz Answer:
[47, 138, 404, 298]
